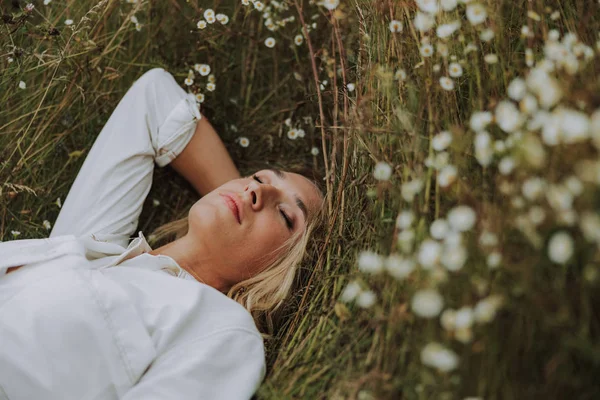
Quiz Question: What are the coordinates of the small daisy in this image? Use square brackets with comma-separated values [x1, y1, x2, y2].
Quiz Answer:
[208, 74, 216, 83]
[439, 76, 455, 91]
[18, 81, 26, 89]
[204, 9, 215, 20]
[394, 68, 407, 81]
[206, 82, 216, 91]
[11, 230, 21, 237]
[347, 83, 355, 92]
[43, 220, 52, 230]
[64, 19, 74, 26]
[322, 0, 340, 11]
[264, 37, 276, 48]
[358, 250, 384, 274]
[184, 77, 194, 86]
[254, 1, 265, 11]
[287, 128, 298, 140]
[548, 231, 574, 264]
[197, 20, 207, 29]
[195, 63, 211, 76]
[411, 289, 444, 318]
[294, 34, 303, 46]
[448, 62, 463, 78]
[238, 136, 250, 147]
[373, 161, 392, 181]
[241, 0, 250, 5]
[466, 3, 487, 25]
[205, 15, 216, 24]
[414, 11, 434, 32]
[195, 93, 205, 103]
[216, 14, 229, 24]
[420, 44, 434, 57]
[43, 0, 51, 4]
[311, 147, 319, 156]
[484, 53, 499, 64]
[55, 197, 62, 208]
[389, 20, 402, 33]
[480, 29, 495, 42]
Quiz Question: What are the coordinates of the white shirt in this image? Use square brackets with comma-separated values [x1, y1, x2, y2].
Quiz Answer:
[0, 232, 266, 400]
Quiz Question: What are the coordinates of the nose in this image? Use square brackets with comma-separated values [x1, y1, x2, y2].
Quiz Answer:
[244, 181, 277, 211]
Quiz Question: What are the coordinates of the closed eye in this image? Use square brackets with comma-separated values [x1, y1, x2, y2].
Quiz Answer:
[252, 174, 294, 231]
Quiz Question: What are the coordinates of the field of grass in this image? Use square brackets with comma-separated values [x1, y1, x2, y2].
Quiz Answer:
[2, 0, 600, 398]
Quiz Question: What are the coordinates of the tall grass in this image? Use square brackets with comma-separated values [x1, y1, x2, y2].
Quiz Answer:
[2, 0, 600, 398]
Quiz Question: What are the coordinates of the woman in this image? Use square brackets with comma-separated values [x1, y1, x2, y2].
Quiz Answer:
[0, 68, 324, 399]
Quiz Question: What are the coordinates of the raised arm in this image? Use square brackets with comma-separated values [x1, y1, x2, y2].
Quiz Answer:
[169, 117, 241, 196]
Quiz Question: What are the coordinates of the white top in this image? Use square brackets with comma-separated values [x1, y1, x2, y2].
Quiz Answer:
[0, 232, 266, 400]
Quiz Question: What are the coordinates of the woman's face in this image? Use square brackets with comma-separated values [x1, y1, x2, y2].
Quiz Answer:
[187, 169, 322, 286]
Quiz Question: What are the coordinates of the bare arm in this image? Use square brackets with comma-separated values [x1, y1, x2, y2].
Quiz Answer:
[169, 117, 240, 196]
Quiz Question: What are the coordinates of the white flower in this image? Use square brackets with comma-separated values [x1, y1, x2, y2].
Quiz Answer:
[522, 177, 545, 201]
[454, 307, 474, 329]
[322, 0, 340, 10]
[469, 111, 493, 132]
[441, 245, 467, 271]
[346, 83, 355, 92]
[525, 48, 534, 67]
[152, 199, 160, 207]
[474, 295, 503, 323]
[448, 62, 463, 78]
[433, 64, 441, 73]
[441, 309, 457, 331]
[356, 290, 377, 308]
[373, 161, 392, 181]
[529, 206, 546, 226]
[580, 212, 600, 243]
[448, 206, 476, 232]
[238, 136, 250, 147]
[206, 82, 216, 91]
[389, 20, 402, 33]
[208, 74, 216, 83]
[526, 68, 562, 109]
[197, 20, 207, 29]
[241, 0, 250, 5]
[216, 13, 229, 25]
[64, 19, 74, 26]
[294, 34, 304, 46]
[385, 255, 416, 279]
[357, 250, 384, 273]
[438, 165, 457, 188]
[184, 77, 194, 86]
[287, 128, 299, 140]
[479, 231, 498, 247]
[194, 64, 211, 76]
[564, 176, 583, 197]
[195, 93, 205, 103]
[412, 289, 444, 318]
[466, 3, 487, 25]
[414, 11, 435, 32]
[418, 239, 442, 269]
[439, 77, 455, 91]
[474, 131, 493, 166]
[421, 342, 459, 372]
[479, 28, 495, 42]
[441, 0, 457, 11]
[396, 210, 414, 230]
[43, 220, 52, 230]
[254, 1, 265, 11]
[203, 9, 215, 20]
[546, 184, 573, 211]
[487, 251, 502, 268]
[416, 0, 440, 14]
[401, 179, 424, 202]
[430, 219, 449, 240]
[436, 21, 461, 39]
[520, 94, 538, 115]
[547, 231, 574, 264]
[264, 37, 276, 48]
[11, 230, 21, 237]
[432, 131, 452, 151]
[420, 44, 434, 57]
[560, 108, 590, 144]
[18, 81, 26, 89]
[340, 280, 362, 303]
[55, 197, 62, 208]
[296, 128, 305, 138]
[484, 53, 499, 64]
[397, 229, 416, 253]
[311, 147, 319, 156]
[507, 78, 527, 101]
[43, 0, 51, 4]
[495, 100, 523, 133]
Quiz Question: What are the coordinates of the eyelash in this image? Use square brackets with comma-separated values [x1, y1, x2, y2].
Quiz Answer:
[252, 175, 293, 230]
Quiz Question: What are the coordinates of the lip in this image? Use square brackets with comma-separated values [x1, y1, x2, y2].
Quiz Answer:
[220, 193, 242, 224]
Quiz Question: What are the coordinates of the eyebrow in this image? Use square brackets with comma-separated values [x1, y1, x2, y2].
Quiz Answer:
[268, 168, 309, 222]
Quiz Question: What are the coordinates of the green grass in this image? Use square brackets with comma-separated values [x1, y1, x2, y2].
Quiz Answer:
[2, 0, 600, 398]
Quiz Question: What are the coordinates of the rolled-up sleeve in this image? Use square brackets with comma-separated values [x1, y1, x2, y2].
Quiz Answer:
[122, 328, 266, 400]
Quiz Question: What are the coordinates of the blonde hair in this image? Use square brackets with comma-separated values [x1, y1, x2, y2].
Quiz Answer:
[150, 187, 325, 336]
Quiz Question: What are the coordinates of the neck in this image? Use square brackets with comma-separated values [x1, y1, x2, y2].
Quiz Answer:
[149, 235, 231, 293]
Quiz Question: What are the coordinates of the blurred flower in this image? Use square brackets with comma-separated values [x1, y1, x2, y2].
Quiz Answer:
[479, 29, 495, 42]
[441, 0, 457, 11]
[197, 20, 207, 29]
[396, 210, 415, 229]
[55, 197, 62, 208]
[241, 0, 250, 5]
[294, 34, 303, 46]
[397, 229, 415, 253]
[238, 136, 250, 147]
[466, 3, 487, 25]
[522, 177, 546, 201]
[401, 178, 424, 202]
[416, 0, 440, 14]
[184, 77, 194, 86]
[436, 21, 461, 39]
[195, 93, 205, 103]
[340, 280, 362, 303]
[311, 147, 319, 156]
[43, 0, 51, 4]
[152, 199, 160, 207]
[412, 289, 444, 318]
[438, 165, 458, 188]
[448, 206, 476, 232]
[420, 44, 434, 57]
[507, 78, 527, 101]
[520, 94, 538, 115]
[439, 77, 455, 91]
[470, 111, 493, 132]
[525, 48, 534, 67]
[347, 83, 356, 92]
[418, 239, 442, 269]
[194, 64, 211, 76]
[356, 290, 377, 308]
[287, 128, 299, 140]
[11, 230, 21, 237]
[385, 254, 415, 279]
[389, 20, 402, 33]
[43, 220, 52, 230]
[203, 9, 215, 20]
[548, 231, 574, 264]
[414, 11, 435, 32]
[449, 62, 463, 77]
[322, 0, 340, 10]
[421, 342, 459, 372]
[474, 131, 493, 166]
[432, 131, 452, 151]
[65, 19, 74, 26]
[18, 81, 26, 89]
[484, 53, 499, 64]
[374, 161, 392, 181]
[441, 309, 457, 331]
[216, 13, 229, 25]
[474, 295, 503, 323]
[208, 74, 216, 83]
[206, 82, 216, 91]
[264, 37, 276, 48]
[441, 245, 468, 271]
[358, 250, 384, 273]
[495, 100, 523, 133]
[487, 251, 502, 269]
